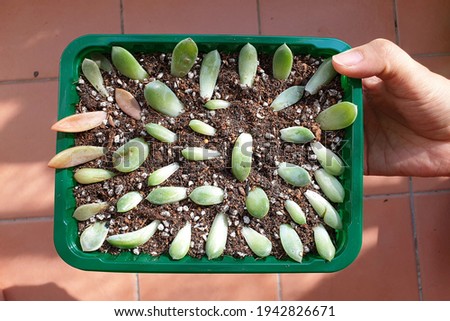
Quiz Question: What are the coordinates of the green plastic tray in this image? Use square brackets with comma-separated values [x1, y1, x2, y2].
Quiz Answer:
[54, 34, 363, 273]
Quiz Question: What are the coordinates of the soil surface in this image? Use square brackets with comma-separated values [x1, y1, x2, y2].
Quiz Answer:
[74, 51, 344, 259]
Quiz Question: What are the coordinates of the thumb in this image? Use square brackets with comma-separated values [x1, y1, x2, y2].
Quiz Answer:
[332, 38, 427, 81]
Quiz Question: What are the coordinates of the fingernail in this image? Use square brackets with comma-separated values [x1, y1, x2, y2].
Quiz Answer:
[333, 49, 364, 67]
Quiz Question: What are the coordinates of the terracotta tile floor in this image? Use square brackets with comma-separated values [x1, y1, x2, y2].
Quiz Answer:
[0, 0, 448, 301]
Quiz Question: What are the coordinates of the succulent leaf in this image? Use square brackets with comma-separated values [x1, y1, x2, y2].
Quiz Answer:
[284, 200, 307, 225]
[81, 58, 109, 97]
[314, 169, 345, 203]
[277, 162, 311, 187]
[90, 52, 114, 72]
[205, 212, 228, 260]
[270, 86, 304, 111]
[316, 101, 358, 130]
[74, 168, 116, 184]
[204, 99, 231, 110]
[280, 126, 315, 144]
[113, 138, 149, 173]
[304, 190, 342, 230]
[48, 146, 106, 169]
[106, 220, 160, 249]
[241, 226, 272, 258]
[313, 224, 336, 261]
[80, 222, 108, 252]
[273, 44, 293, 80]
[181, 147, 220, 161]
[199, 50, 221, 100]
[169, 222, 191, 260]
[279, 224, 304, 263]
[145, 123, 178, 143]
[117, 191, 143, 213]
[51, 111, 107, 133]
[73, 202, 109, 221]
[238, 43, 258, 87]
[305, 58, 337, 95]
[115, 88, 142, 120]
[144, 80, 185, 117]
[231, 133, 253, 182]
[146, 187, 188, 205]
[111, 46, 149, 80]
[245, 187, 270, 219]
[189, 186, 224, 206]
[170, 38, 198, 77]
[189, 119, 216, 136]
[147, 163, 180, 186]
[310, 141, 345, 176]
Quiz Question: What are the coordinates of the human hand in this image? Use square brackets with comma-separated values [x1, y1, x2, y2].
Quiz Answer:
[332, 38, 450, 176]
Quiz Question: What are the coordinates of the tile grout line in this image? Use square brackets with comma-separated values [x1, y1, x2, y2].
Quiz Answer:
[135, 273, 141, 301]
[0, 77, 58, 85]
[277, 274, 283, 300]
[120, 0, 125, 34]
[256, 0, 262, 35]
[0, 216, 53, 223]
[393, 0, 400, 45]
[408, 177, 423, 300]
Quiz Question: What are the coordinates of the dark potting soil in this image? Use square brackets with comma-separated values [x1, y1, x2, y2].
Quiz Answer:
[74, 52, 345, 259]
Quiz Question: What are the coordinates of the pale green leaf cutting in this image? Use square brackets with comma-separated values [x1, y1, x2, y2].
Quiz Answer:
[284, 200, 306, 225]
[90, 52, 114, 72]
[74, 168, 116, 184]
[48, 146, 106, 169]
[245, 187, 270, 219]
[189, 119, 216, 136]
[280, 126, 315, 144]
[273, 43, 293, 80]
[73, 202, 109, 221]
[189, 186, 224, 206]
[145, 123, 178, 143]
[280, 224, 304, 263]
[204, 99, 231, 110]
[313, 224, 336, 261]
[147, 163, 180, 186]
[181, 147, 221, 161]
[80, 221, 108, 252]
[106, 220, 160, 249]
[241, 226, 272, 258]
[314, 169, 345, 203]
[316, 101, 358, 130]
[146, 187, 188, 205]
[205, 212, 228, 260]
[116, 191, 143, 213]
[277, 162, 311, 187]
[81, 58, 109, 97]
[171, 38, 198, 77]
[200, 50, 221, 100]
[305, 58, 337, 95]
[144, 80, 185, 117]
[169, 222, 191, 260]
[239, 43, 258, 87]
[231, 133, 253, 182]
[113, 138, 149, 173]
[304, 190, 342, 230]
[310, 141, 345, 176]
[270, 86, 304, 111]
[111, 46, 149, 80]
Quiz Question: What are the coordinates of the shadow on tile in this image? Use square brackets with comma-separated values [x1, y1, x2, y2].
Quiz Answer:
[2, 282, 77, 301]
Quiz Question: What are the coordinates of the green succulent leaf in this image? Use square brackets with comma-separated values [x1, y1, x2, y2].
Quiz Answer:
[189, 186, 224, 206]
[74, 168, 116, 184]
[205, 212, 228, 260]
[239, 43, 258, 87]
[111, 46, 149, 80]
[279, 224, 304, 263]
[316, 101, 358, 130]
[170, 38, 198, 77]
[147, 163, 180, 186]
[189, 119, 216, 136]
[80, 222, 108, 252]
[231, 133, 253, 182]
[116, 191, 143, 213]
[144, 80, 185, 117]
[146, 187, 188, 205]
[273, 44, 293, 80]
[310, 141, 345, 176]
[106, 220, 160, 249]
[113, 138, 149, 173]
[280, 126, 315, 144]
[73, 202, 109, 221]
[245, 187, 270, 219]
[181, 147, 221, 161]
[270, 86, 304, 111]
[313, 224, 336, 261]
[304, 190, 342, 230]
[284, 200, 307, 225]
[81, 58, 109, 97]
[145, 123, 178, 143]
[277, 162, 311, 187]
[314, 169, 345, 203]
[204, 99, 231, 110]
[169, 222, 191, 260]
[241, 226, 272, 258]
[305, 58, 337, 95]
[90, 52, 114, 72]
[200, 50, 221, 100]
